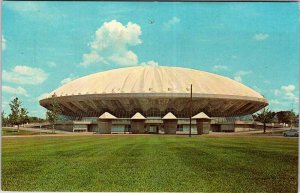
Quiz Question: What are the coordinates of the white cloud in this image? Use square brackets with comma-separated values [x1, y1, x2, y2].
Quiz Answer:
[283, 91, 298, 103]
[254, 33, 269, 41]
[236, 70, 252, 76]
[60, 75, 77, 85]
[212, 65, 228, 71]
[286, 95, 296, 102]
[4, 2, 66, 22]
[269, 84, 299, 112]
[5, 2, 40, 12]
[273, 89, 281, 96]
[140, 60, 159, 66]
[60, 78, 73, 85]
[48, 61, 57, 68]
[281, 85, 295, 93]
[234, 76, 242, 82]
[285, 92, 296, 98]
[80, 20, 142, 67]
[81, 51, 107, 66]
[234, 70, 252, 82]
[163, 17, 180, 31]
[2, 85, 28, 96]
[3, 65, 48, 85]
[272, 84, 299, 104]
[109, 51, 138, 66]
[2, 35, 6, 50]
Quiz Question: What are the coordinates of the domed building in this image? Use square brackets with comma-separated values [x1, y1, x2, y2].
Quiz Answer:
[40, 66, 268, 133]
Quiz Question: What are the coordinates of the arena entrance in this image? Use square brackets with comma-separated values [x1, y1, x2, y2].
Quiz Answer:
[147, 125, 159, 134]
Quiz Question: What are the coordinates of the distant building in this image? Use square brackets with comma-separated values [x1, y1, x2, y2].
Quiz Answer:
[39, 66, 268, 133]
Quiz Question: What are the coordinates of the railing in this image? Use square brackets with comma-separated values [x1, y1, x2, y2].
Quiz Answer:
[24, 122, 50, 128]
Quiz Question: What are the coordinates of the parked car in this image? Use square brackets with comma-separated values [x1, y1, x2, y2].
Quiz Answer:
[283, 129, 299, 137]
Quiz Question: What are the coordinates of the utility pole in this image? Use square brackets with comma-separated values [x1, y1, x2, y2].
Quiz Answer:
[189, 84, 192, 137]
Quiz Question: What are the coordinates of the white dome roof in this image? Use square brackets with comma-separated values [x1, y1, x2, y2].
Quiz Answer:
[46, 66, 264, 100]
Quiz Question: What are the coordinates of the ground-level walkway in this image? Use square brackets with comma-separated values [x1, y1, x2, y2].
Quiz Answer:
[2, 127, 296, 139]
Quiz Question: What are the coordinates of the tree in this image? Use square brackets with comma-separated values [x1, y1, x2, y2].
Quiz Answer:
[7, 98, 29, 131]
[46, 94, 62, 134]
[20, 108, 29, 127]
[276, 110, 297, 128]
[8, 97, 22, 132]
[27, 116, 45, 123]
[253, 108, 276, 133]
[1, 111, 7, 127]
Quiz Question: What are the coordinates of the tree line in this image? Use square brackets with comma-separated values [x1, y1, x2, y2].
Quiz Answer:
[2, 97, 31, 132]
[253, 108, 299, 133]
[2, 95, 61, 133]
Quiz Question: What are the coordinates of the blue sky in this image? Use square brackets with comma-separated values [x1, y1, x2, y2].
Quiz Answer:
[2, 2, 299, 117]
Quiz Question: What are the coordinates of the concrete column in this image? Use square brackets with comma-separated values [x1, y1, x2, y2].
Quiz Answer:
[97, 120, 112, 134]
[163, 120, 178, 134]
[192, 112, 212, 135]
[162, 112, 178, 134]
[196, 120, 211, 135]
[130, 112, 146, 134]
[131, 120, 145, 134]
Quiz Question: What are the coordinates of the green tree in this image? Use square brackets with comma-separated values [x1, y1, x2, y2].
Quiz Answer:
[288, 110, 297, 128]
[20, 108, 29, 127]
[253, 108, 276, 133]
[8, 97, 22, 132]
[1, 111, 7, 127]
[27, 116, 45, 123]
[276, 110, 297, 128]
[46, 94, 62, 134]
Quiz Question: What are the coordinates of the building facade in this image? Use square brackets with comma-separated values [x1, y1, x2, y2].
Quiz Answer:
[40, 66, 269, 134]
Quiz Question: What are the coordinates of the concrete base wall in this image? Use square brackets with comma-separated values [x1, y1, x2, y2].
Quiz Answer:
[131, 120, 145, 134]
[163, 120, 178, 134]
[146, 125, 160, 133]
[52, 124, 74, 132]
[97, 120, 112, 134]
[50, 119, 265, 134]
[88, 124, 99, 132]
[196, 121, 211, 135]
[211, 124, 221, 132]
[221, 124, 235, 132]
[234, 125, 252, 132]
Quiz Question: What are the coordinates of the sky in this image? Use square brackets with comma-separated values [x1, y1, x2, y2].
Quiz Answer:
[1, 2, 299, 118]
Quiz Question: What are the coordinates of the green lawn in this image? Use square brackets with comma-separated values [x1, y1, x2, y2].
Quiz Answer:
[2, 135, 298, 192]
[2, 127, 41, 136]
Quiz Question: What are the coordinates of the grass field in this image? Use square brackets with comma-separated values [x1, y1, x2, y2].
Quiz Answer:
[2, 135, 298, 192]
[2, 127, 41, 136]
